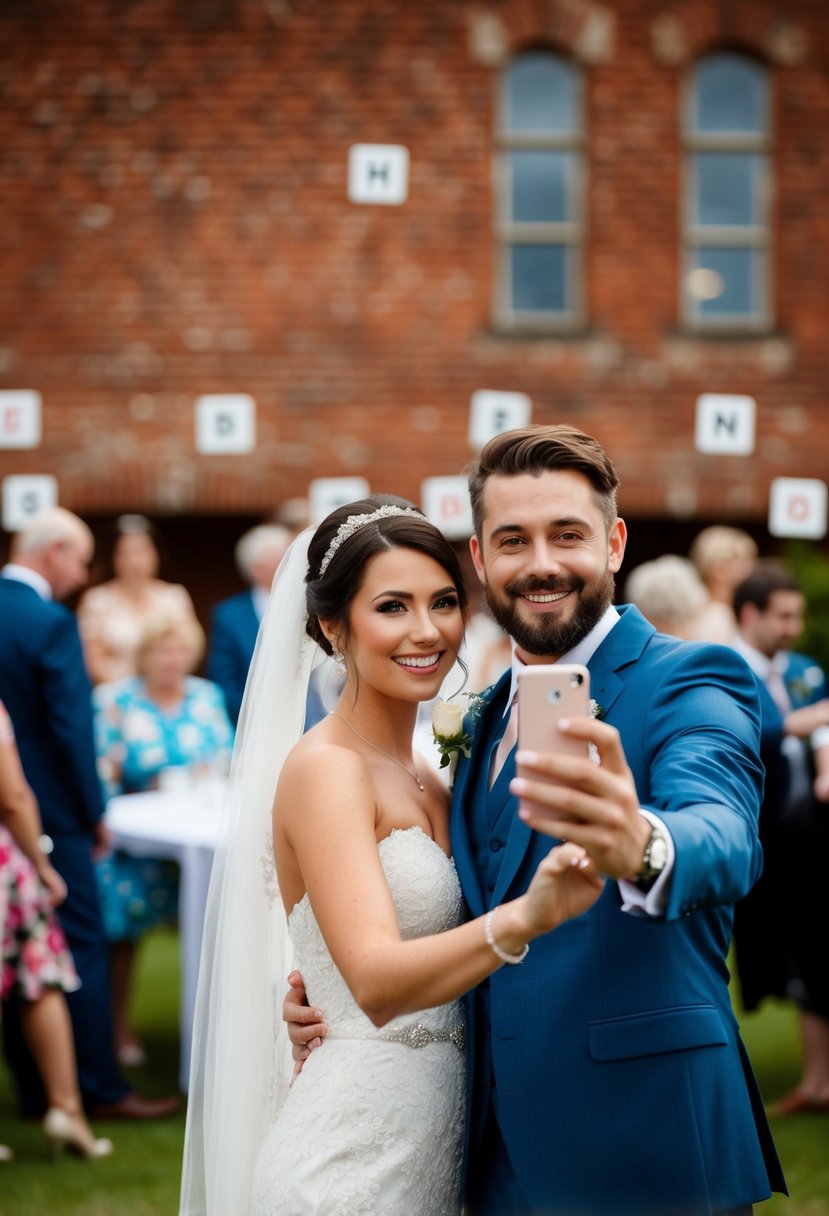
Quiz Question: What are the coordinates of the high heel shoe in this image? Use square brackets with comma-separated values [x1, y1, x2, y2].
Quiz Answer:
[117, 1042, 148, 1068]
[42, 1108, 114, 1160]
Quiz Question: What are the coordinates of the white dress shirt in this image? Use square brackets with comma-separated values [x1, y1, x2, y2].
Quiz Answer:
[731, 633, 817, 805]
[251, 585, 269, 622]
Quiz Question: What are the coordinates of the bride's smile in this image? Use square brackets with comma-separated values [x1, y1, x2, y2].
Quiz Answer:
[392, 651, 443, 672]
[326, 546, 465, 706]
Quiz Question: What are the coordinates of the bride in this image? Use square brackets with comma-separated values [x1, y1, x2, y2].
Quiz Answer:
[180, 494, 603, 1216]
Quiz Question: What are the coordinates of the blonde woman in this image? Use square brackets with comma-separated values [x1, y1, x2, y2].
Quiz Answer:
[688, 525, 759, 643]
[93, 615, 233, 1065]
[78, 515, 196, 685]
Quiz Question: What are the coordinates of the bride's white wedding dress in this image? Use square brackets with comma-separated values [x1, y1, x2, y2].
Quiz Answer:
[250, 826, 466, 1216]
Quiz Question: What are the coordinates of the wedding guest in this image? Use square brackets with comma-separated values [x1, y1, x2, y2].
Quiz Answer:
[624, 554, 710, 639]
[731, 564, 829, 1115]
[275, 496, 312, 537]
[287, 426, 785, 1216]
[688, 524, 758, 643]
[0, 507, 179, 1120]
[206, 524, 291, 725]
[94, 614, 233, 1065]
[78, 514, 196, 686]
[180, 495, 603, 1216]
[0, 699, 113, 1160]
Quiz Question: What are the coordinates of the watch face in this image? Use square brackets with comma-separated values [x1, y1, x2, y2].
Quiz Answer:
[649, 834, 668, 871]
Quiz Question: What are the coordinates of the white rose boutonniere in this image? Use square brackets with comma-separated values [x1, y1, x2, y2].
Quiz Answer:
[432, 692, 487, 783]
[432, 699, 466, 747]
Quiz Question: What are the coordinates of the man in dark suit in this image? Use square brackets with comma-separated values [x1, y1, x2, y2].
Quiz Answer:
[732, 564, 829, 1114]
[206, 524, 291, 725]
[0, 508, 179, 1119]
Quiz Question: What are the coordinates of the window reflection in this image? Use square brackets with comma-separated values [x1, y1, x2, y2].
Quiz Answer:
[511, 246, 568, 312]
[693, 54, 766, 134]
[682, 52, 771, 329]
[694, 248, 755, 315]
[510, 151, 570, 224]
[504, 52, 577, 133]
[496, 51, 583, 328]
[695, 153, 762, 227]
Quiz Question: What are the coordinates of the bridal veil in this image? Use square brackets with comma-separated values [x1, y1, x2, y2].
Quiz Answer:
[180, 529, 325, 1215]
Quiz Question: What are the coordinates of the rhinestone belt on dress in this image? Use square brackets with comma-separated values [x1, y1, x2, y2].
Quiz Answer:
[379, 1021, 466, 1052]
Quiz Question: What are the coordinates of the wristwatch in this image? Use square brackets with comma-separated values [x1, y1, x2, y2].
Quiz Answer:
[633, 822, 668, 892]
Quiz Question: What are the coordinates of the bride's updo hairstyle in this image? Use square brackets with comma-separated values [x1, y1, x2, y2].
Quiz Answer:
[305, 493, 468, 655]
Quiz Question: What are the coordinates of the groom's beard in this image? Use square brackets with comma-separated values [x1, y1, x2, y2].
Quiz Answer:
[484, 568, 616, 658]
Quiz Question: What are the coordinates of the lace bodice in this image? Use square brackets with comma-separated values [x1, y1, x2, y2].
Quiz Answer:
[288, 825, 465, 1041]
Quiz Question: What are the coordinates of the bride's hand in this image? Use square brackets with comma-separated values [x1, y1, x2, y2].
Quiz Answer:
[523, 843, 605, 936]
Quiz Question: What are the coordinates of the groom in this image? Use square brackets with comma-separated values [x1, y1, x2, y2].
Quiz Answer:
[288, 425, 785, 1215]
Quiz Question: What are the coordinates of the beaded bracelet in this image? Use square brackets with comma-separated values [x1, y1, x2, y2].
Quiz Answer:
[484, 908, 529, 966]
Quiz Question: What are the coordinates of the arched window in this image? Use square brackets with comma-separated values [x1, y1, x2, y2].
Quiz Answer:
[682, 52, 772, 329]
[495, 50, 585, 330]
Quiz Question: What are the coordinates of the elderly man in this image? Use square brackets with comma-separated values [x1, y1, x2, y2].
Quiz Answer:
[0, 508, 179, 1119]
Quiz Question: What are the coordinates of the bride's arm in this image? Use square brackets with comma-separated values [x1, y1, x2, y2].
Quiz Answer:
[278, 745, 603, 1028]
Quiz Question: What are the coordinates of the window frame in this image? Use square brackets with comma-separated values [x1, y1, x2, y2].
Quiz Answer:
[680, 52, 774, 333]
[493, 50, 587, 333]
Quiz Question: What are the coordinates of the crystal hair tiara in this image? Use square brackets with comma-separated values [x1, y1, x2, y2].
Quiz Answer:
[317, 505, 424, 577]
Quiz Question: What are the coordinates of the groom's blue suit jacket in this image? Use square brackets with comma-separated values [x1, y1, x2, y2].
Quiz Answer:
[450, 605, 784, 1216]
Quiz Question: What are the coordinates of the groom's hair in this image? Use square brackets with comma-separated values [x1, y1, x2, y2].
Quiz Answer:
[467, 425, 620, 541]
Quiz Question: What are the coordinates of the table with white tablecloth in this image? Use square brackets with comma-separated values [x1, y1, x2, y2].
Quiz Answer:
[105, 784, 224, 1091]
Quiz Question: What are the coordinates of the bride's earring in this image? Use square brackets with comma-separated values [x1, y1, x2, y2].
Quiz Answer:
[332, 647, 347, 678]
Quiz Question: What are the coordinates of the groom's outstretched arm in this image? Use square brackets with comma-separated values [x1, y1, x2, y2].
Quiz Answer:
[283, 970, 327, 1075]
[511, 644, 764, 917]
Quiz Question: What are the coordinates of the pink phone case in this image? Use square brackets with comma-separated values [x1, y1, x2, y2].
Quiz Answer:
[517, 664, 590, 782]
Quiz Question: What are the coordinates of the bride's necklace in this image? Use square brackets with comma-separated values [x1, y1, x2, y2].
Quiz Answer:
[329, 711, 425, 792]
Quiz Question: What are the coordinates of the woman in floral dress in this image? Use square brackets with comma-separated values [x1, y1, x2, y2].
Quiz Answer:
[0, 699, 112, 1160]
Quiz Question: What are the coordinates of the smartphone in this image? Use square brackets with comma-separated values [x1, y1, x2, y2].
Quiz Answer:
[517, 664, 591, 784]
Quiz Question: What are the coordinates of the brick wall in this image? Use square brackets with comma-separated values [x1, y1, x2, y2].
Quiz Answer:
[1, 0, 828, 539]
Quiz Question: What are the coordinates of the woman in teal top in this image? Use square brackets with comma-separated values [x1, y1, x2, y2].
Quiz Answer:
[93, 614, 233, 1065]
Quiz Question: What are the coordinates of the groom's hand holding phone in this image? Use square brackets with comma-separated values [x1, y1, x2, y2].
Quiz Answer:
[283, 971, 327, 1076]
[511, 665, 650, 882]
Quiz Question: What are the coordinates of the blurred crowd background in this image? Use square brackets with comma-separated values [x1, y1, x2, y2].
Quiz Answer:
[1, 0, 829, 1204]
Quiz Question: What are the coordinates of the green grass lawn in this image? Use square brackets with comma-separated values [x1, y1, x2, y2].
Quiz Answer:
[737, 997, 829, 1216]
[0, 929, 186, 1216]
[1, 931, 827, 1214]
